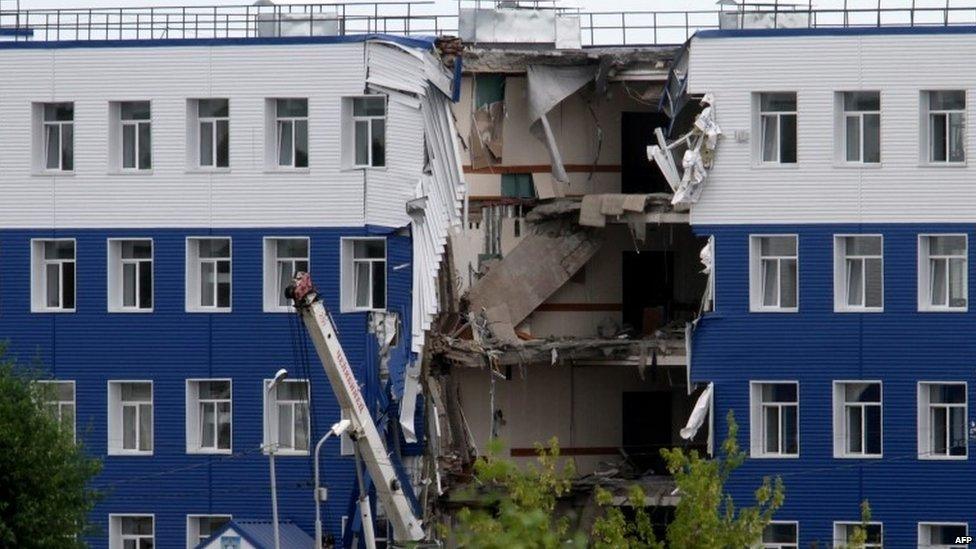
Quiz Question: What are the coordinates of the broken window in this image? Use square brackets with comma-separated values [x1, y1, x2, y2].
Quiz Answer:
[197, 98, 229, 169]
[926, 90, 965, 163]
[275, 98, 308, 168]
[265, 237, 310, 311]
[841, 91, 880, 163]
[761, 521, 798, 549]
[120, 101, 152, 170]
[265, 379, 310, 454]
[42, 102, 74, 171]
[836, 235, 882, 311]
[751, 382, 798, 457]
[833, 382, 881, 458]
[500, 173, 535, 199]
[758, 92, 797, 164]
[919, 383, 967, 459]
[342, 238, 386, 312]
[109, 239, 153, 312]
[470, 74, 505, 169]
[33, 239, 76, 312]
[751, 235, 797, 311]
[351, 96, 386, 168]
[187, 238, 232, 311]
[920, 235, 967, 311]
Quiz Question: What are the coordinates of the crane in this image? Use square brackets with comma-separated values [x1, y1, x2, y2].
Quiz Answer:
[285, 272, 425, 546]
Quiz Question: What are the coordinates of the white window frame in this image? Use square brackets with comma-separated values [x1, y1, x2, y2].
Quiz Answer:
[107, 238, 153, 313]
[107, 380, 153, 456]
[185, 237, 233, 313]
[191, 98, 230, 170]
[749, 235, 798, 312]
[270, 98, 309, 169]
[832, 381, 882, 459]
[38, 379, 76, 441]
[340, 237, 388, 313]
[38, 102, 74, 173]
[756, 92, 798, 165]
[116, 101, 152, 172]
[30, 238, 76, 313]
[749, 381, 799, 459]
[918, 382, 968, 460]
[186, 514, 232, 549]
[918, 234, 968, 312]
[919, 522, 970, 548]
[262, 236, 310, 313]
[838, 91, 881, 165]
[833, 235, 884, 312]
[109, 514, 155, 549]
[345, 95, 387, 169]
[185, 379, 233, 455]
[833, 522, 883, 548]
[263, 378, 311, 456]
[759, 521, 798, 549]
[924, 90, 967, 165]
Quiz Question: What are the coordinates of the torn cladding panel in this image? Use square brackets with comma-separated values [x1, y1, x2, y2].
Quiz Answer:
[526, 64, 598, 184]
[648, 94, 722, 207]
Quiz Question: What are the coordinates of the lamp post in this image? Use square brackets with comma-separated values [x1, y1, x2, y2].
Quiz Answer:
[314, 418, 353, 549]
[266, 368, 288, 549]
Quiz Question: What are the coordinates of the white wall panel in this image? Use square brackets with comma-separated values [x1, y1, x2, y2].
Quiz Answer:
[0, 41, 422, 229]
[688, 32, 976, 225]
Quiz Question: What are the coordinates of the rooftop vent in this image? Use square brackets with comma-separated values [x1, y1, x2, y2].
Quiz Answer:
[459, 7, 581, 49]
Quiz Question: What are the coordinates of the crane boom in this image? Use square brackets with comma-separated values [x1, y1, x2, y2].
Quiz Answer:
[286, 272, 425, 543]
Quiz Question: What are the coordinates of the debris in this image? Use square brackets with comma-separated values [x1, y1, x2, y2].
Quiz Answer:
[527, 64, 598, 183]
[680, 382, 713, 440]
[648, 93, 722, 206]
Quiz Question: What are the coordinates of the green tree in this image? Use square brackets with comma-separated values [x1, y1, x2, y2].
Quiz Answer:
[840, 500, 873, 549]
[450, 437, 584, 548]
[590, 484, 661, 549]
[0, 347, 102, 547]
[659, 410, 785, 548]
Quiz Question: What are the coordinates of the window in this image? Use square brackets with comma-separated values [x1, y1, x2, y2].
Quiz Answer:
[919, 235, 967, 311]
[263, 237, 309, 312]
[195, 99, 229, 169]
[186, 380, 231, 454]
[351, 96, 386, 168]
[750, 235, 797, 312]
[39, 380, 75, 440]
[264, 379, 310, 455]
[840, 92, 880, 163]
[42, 102, 74, 171]
[918, 383, 967, 459]
[110, 515, 154, 549]
[119, 101, 151, 171]
[919, 523, 969, 548]
[501, 173, 535, 198]
[760, 522, 797, 549]
[108, 239, 152, 312]
[108, 381, 153, 455]
[186, 515, 231, 548]
[275, 99, 308, 168]
[758, 92, 797, 164]
[186, 238, 231, 312]
[834, 236, 883, 312]
[31, 239, 76, 312]
[925, 90, 966, 163]
[833, 522, 882, 548]
[341, 238, 386, 312]
[750, 382, 798, 457]
[833, 382, 882, 458]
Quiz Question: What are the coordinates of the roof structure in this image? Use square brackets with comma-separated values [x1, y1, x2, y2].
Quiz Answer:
[195, 519, 314, 549]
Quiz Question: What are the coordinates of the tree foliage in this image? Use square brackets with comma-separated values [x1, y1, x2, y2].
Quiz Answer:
[0, 347, 102, 547]
[659, 410, 784, 548]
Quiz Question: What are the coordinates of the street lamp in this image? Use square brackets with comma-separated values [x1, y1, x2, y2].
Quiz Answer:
[266, 368, 288, 549]
[314, 418, 353, 549]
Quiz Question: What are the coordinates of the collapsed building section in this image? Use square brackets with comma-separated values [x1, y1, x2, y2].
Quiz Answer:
[424, 6, 715, 532]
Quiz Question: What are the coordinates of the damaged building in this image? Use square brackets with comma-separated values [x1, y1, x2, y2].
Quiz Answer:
[425, 6, 711, 529]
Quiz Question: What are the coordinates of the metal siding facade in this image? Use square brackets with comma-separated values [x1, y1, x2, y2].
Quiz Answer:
[0, 227, 412, 548]
[692, 223, 974, 546]
[688, 32, 976, 225]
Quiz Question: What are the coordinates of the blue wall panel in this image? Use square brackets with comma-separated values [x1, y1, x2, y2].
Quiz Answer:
[0, 226, 415, 548]
[691, 223, 975, 546]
